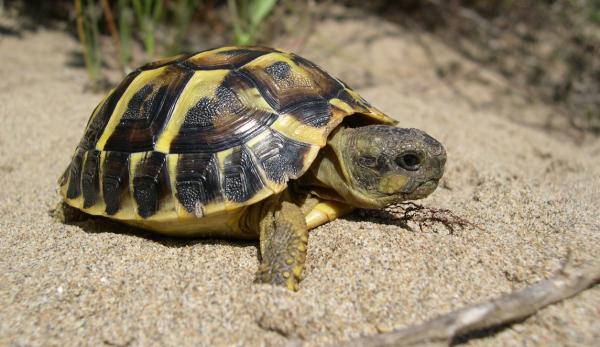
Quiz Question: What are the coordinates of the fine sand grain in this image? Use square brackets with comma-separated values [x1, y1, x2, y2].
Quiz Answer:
[1, 9, 599, 347]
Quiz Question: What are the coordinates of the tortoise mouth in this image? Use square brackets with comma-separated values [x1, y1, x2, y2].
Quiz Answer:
[402, 179, 440, 200]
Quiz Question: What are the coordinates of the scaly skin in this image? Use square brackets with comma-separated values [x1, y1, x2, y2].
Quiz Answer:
[253, 125, 447, 290]
[255, 199, 308, 291]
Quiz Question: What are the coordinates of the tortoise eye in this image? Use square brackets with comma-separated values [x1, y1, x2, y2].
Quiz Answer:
[358, 155, 378, 168]
[396, 153, 421, 171]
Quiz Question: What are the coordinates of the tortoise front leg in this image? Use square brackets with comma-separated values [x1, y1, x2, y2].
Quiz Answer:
[255, 200, 308, 291]
[305, 200, 354, 229]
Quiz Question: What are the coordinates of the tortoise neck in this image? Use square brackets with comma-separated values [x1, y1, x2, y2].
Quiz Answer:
[299, 127, 383, 209]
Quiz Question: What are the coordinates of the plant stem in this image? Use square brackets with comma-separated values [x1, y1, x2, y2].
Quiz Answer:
[75, 0, 100, 89]
[118, 0, 133, 73]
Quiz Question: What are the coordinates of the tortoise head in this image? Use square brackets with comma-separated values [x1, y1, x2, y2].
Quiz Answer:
[339, 125, 446, 208]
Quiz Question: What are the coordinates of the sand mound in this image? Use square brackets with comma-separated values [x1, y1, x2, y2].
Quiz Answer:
[1, 10, 599, 347]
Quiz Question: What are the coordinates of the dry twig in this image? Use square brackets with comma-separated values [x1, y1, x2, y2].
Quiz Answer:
[339, 261, 600, 347]
[360, 202, 481, 234]
[100, 0, 120, 49]
[390, 202, 481, 233]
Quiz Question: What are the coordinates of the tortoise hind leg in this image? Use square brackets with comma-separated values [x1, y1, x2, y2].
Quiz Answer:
[255, 200, 308, 291]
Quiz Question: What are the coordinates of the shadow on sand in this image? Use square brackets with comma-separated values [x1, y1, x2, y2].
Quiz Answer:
[52, 203, 256, 250]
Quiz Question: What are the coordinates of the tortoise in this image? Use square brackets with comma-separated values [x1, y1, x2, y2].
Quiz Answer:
[59, 46, 446, 291]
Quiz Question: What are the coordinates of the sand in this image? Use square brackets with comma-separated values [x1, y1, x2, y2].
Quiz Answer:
[1, 7, 599, 347]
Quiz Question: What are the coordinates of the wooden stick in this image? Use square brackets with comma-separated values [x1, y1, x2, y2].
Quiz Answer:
[341, 262, 600, 347]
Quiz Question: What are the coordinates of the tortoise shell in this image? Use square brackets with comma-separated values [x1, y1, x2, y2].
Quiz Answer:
[59, 46, 395, 226]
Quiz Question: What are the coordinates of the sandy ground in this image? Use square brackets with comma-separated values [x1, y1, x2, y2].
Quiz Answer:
[1, 8, 600, 347]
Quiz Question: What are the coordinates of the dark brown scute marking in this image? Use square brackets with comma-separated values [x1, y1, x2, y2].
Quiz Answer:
[77, 102, 104, 151]
[138, 54, 191, 71]
[183, 47, 276, 70]
[120, 84, 158, 121]
[78, 71, 141, 150]
[290, 54, 344, 100]
[180, 83, 244, 128]
[283, 99, 331, 127]
[182, 97, 213, 127]
[58, 166, 69, 186]
[238, 57, 343, 127]
[102, 151, 130, 215]
[223, 146, 264, 203]
[66, 148, 85, 199]
[175, 153, 222, 213]
[335, 88, 371, 112]
[170, 71, 278, 153]
[104, 65, 193, 152]
[289, 54, 319, 70]
[264, 61, 291, 82]
[247, 130, 311, 184]
[221, 46, 278, 56]
[81, 150, 101, 208]
[132, 152, 167, 218]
